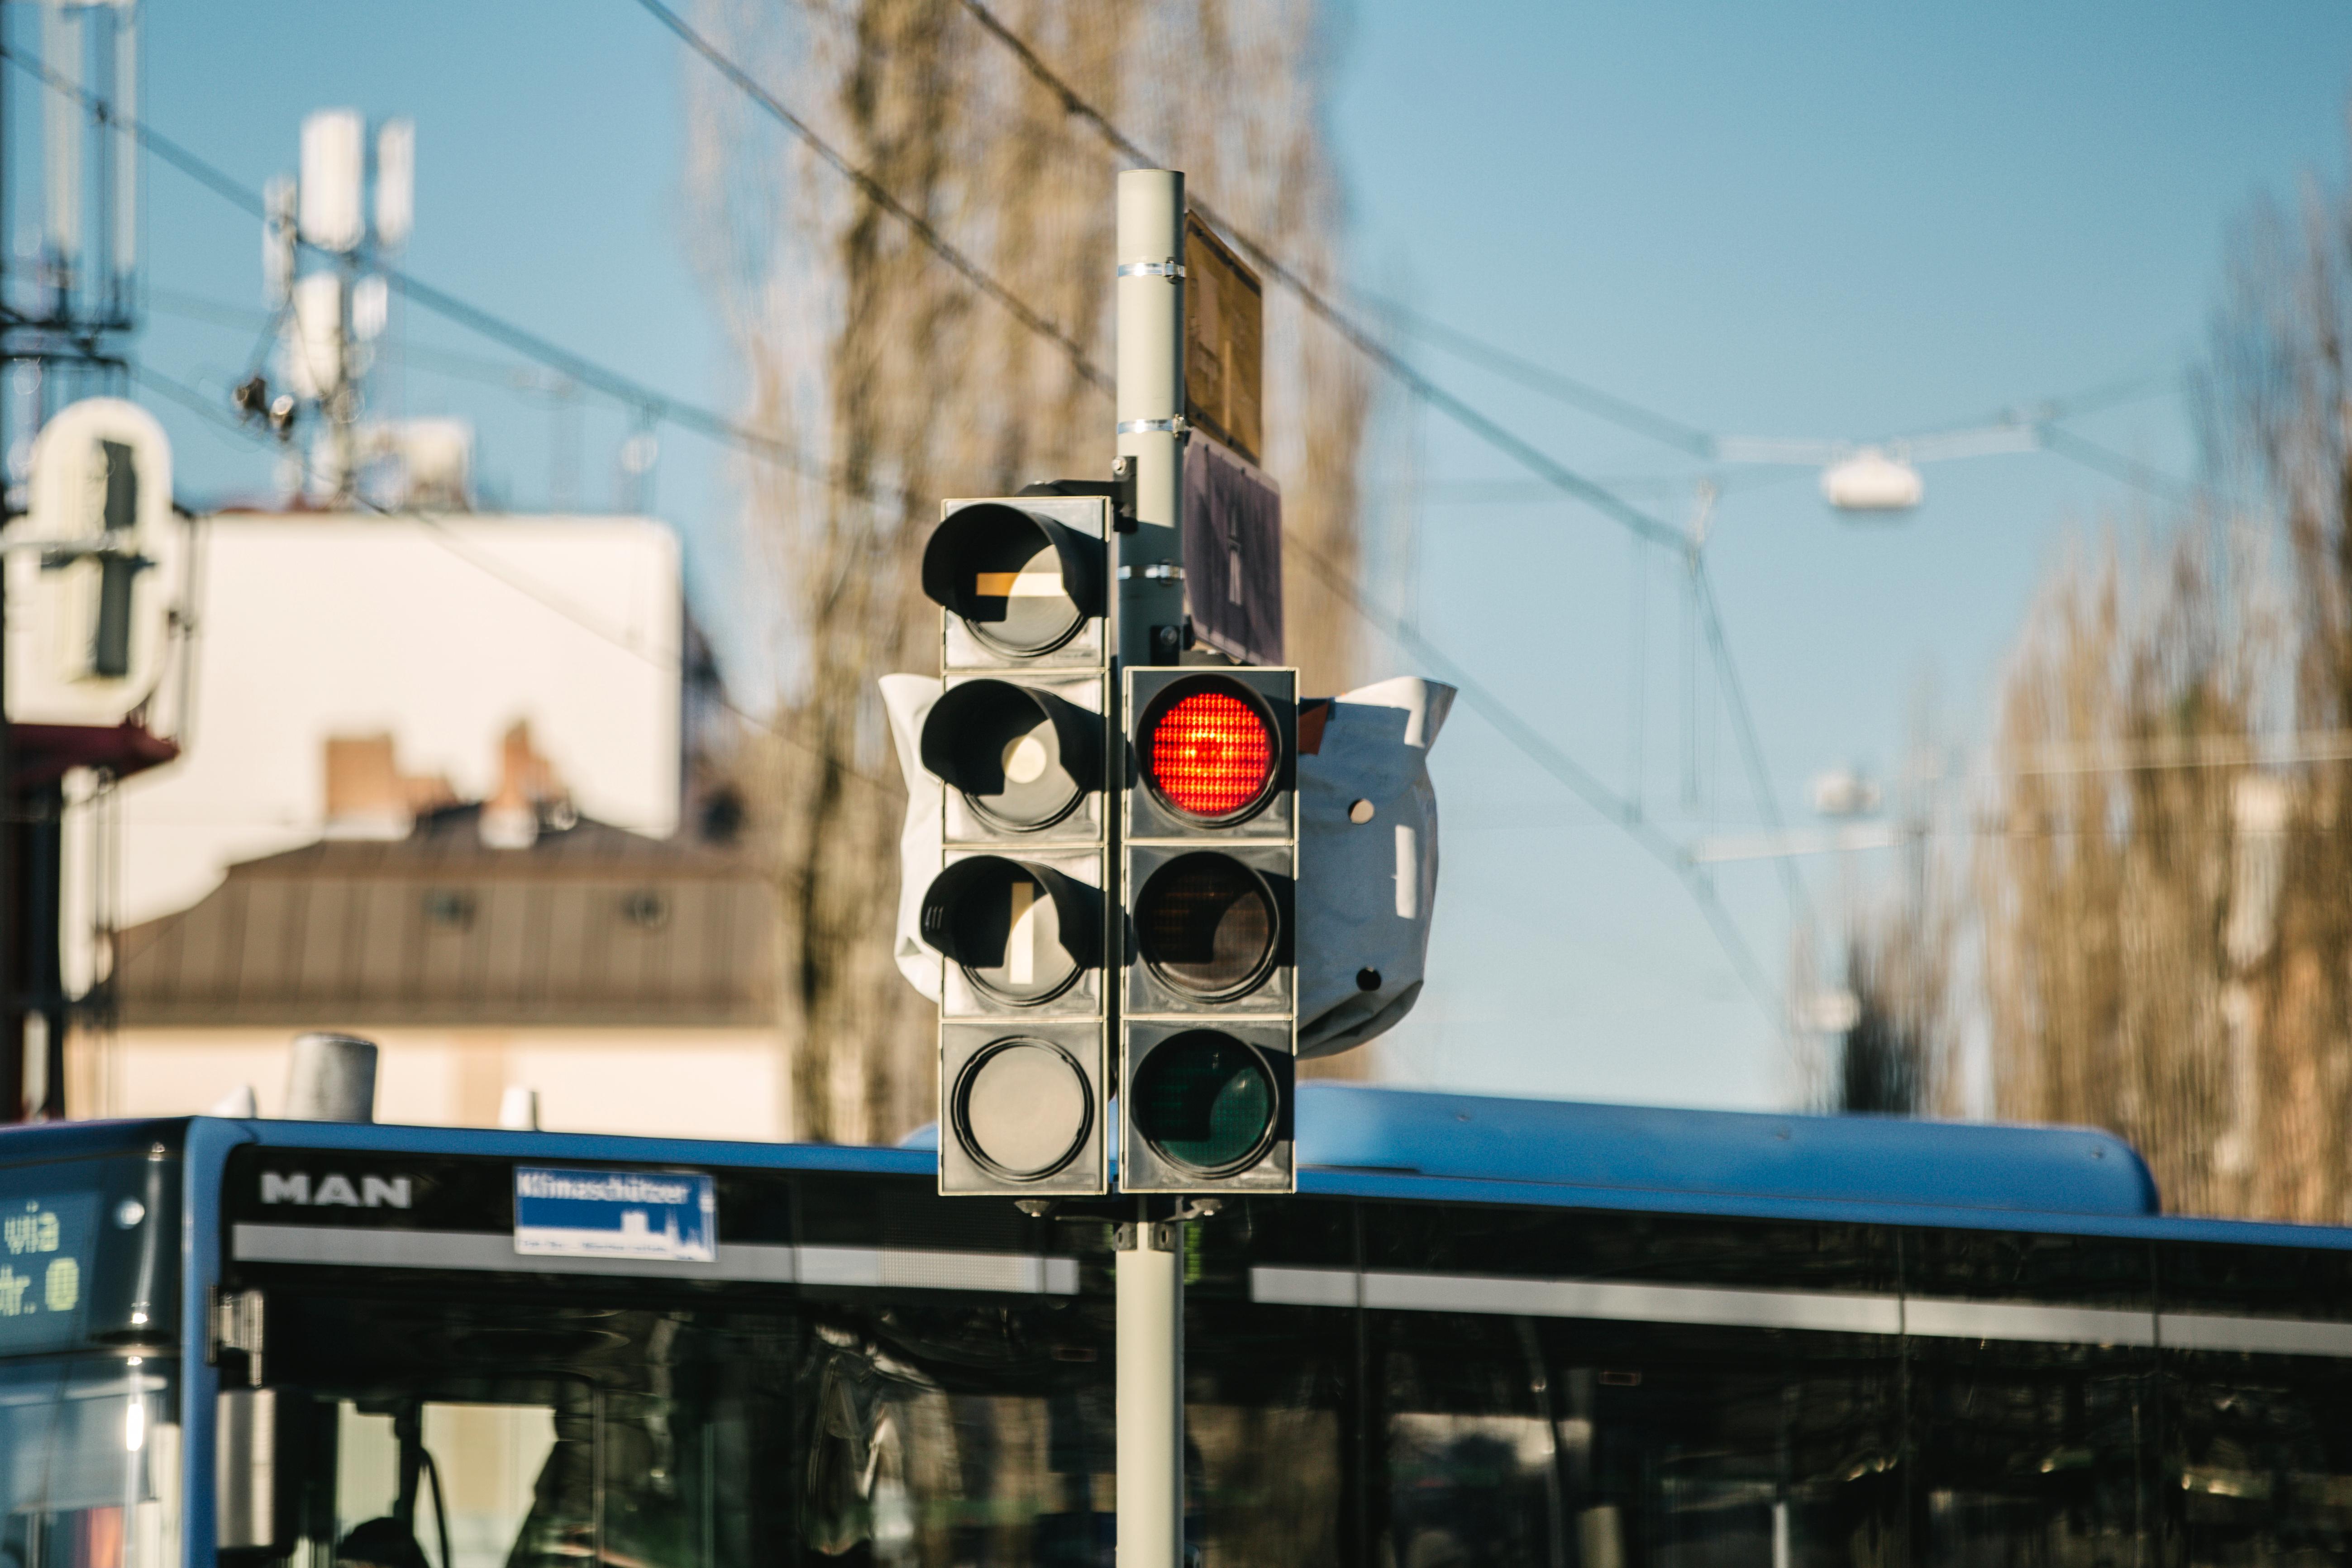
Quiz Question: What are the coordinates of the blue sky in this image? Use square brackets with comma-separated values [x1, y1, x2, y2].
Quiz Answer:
[98, 2, 2352, 1109]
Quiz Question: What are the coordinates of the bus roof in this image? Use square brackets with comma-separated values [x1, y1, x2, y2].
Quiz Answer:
[15, 1083, 2350, 1250]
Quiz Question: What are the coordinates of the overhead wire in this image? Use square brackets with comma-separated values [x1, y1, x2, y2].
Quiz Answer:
[948, 0, 1807, 982]
[0, 42, 894, 512]
[128, 359, 892, 797]
[629, 0, 1112, 398]
[56, 10, 1800, 1011]
[1287, 538, 1778, 1014]
[1364, 292, 1716, 458]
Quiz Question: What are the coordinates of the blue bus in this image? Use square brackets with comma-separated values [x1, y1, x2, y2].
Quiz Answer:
[3, 1082, 2350, 1568]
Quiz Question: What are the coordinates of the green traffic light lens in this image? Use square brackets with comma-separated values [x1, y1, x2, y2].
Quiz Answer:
[1131, 1031, 1279, 1177]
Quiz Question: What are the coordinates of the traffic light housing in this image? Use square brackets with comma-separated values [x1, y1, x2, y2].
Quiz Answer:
[916, 496, 1114, 1196]
[1121, 667, 1298, 1193]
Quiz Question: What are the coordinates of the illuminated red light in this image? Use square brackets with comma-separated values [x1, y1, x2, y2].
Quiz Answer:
[1148, 690, 1274, 818]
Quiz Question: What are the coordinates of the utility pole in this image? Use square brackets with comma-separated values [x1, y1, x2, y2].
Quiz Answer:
[1112, 166, 1188, 1568]
[0, 0, 144, 1120]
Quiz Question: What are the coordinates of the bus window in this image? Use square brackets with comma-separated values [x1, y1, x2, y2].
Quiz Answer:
[262, 1291, 796, 1568]
[1377, 1314, 1563, 1568]
[793, 1305, 1113, 1566]
[0, 1357, 178, 1568]
[334, 1402, 557, 1568]
[2166, 1353, 2352, 1560]
[1905, 1230, 2156, 1566]
[1371, 1310, 1905, 1568]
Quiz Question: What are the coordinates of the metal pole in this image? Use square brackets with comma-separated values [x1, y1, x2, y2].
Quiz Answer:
[1114, 169, 1187, 667]
[1113, 166, 1187, 1568]
[1116, 1212, 1183, 1568]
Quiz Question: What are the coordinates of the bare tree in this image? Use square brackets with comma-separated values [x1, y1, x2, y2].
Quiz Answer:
[1976, 534, 2267, 1214]
[685, 0, 1372, 1142]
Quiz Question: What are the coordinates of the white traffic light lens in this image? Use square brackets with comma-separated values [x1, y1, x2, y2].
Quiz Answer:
[1136, 853, 1278, 1000]
[954, 1038, 1092, 1180]
[1131, 1031, 1278, 1177]
[924, 858, 1085, 1005]
[1143, 681, 1277, 821]
[920, 680, 1093, 832]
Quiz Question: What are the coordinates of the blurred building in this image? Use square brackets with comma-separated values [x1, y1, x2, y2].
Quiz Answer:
[57, 505, 773, 1133]
[87, 730, 782, 1136]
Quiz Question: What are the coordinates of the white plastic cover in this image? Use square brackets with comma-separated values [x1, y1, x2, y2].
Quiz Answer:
[1295, 677, 1455, 1057]
[880, 673, 946, 1002]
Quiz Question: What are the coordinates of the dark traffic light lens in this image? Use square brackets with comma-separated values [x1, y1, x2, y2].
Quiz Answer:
[1143, 682, 1276, 820]
[921, 681, 1092, 831]
[923, 505, 1086, 656]
[954, 1038, 1092, 1180]
[933, 860, 1082, 1005]
[1136, 853, 1278, 1000]
[1130, 1031, 1279, 1177]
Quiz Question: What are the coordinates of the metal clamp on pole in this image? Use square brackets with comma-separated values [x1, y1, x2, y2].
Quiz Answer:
[1112, 1197, 1223, 1253]
[1116, 258, 1187, 282]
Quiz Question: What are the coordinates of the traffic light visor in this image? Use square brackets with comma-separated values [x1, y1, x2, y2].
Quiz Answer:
[1130, 1030, 1280, 1177]
[919, 681, 1096, 832]
[921, 857, 1093, 1006]
[953, 1037, 1094, 1181]
[1140, 677, 1278, 823]
[922, 503, 1100, 657]
[1136, 853, 1279, 1001]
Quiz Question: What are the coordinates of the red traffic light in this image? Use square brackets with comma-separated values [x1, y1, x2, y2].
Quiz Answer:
[1142, 680, 1276, 821]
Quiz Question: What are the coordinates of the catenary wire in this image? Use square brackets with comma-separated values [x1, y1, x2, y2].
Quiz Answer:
[1287, 538, 1779, 1016]
[629, 0, 1113, 398]
[948, 0, 1802, 908]
[86, 21, 1788, 1005]
[128, 361, 893, 798]
[0, 43, 895, 513]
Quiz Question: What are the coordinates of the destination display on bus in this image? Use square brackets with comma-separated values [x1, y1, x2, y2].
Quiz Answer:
[0, 1188, 96, 1351]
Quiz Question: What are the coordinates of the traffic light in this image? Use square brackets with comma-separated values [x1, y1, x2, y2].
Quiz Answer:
[916, 496, 1114, 1196]
[1121, 667, 1298, 1192]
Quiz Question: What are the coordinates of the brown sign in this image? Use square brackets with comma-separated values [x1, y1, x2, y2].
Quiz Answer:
[1185, 212, 1263, 464]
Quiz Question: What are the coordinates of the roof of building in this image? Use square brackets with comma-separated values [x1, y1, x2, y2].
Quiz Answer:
[114, 807, 773, 1029]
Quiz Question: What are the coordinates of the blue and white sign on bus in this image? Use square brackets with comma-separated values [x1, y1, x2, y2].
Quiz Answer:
[513, 1167, 716, 1263]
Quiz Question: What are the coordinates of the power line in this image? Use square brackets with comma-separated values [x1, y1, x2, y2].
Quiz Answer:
[1287, 537, 1779, 1018]
[1364, 293, 1716, 458]
[629, 0, 1112, 399]
[953, 0, 1805, 882]
[0, 42, 891, 512]
[128, 360, 892, 797]
[949, 0, 1681, 548]
[150, 287, 596, 396]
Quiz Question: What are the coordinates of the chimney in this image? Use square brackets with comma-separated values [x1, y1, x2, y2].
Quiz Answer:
[324, 734, 458, 839]
[480, 720, 570, 849]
